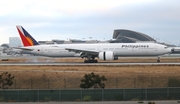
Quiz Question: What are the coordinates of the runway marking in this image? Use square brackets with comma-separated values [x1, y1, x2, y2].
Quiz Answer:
[0, 62, 180, 66]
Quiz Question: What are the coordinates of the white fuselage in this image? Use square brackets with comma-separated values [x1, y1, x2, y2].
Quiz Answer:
[21, 43, 172, 58]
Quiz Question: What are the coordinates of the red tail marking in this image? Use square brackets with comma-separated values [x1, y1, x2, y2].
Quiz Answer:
[17, 28, 32, 47]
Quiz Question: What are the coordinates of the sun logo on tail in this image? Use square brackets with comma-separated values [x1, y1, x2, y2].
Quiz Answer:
[16, 25, 39, 47]
[25, 36, 34, 46]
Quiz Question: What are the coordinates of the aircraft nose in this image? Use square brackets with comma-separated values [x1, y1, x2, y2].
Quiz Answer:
[164, 47, 172, 54]
[168, 48, 174, 53]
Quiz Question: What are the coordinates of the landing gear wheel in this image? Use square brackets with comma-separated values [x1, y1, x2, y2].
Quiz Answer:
[84, 60, 88, 63]
[84, 59, 98, 63]
[157, 60, 160, 63]
[94, 60, 98, 63]
[157, 57, 160, 63]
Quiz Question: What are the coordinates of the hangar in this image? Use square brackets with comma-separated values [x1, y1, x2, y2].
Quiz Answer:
[109, 29, 156, 43]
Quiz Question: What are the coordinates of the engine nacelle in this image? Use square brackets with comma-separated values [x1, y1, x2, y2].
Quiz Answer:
[98, 51, 116, 60]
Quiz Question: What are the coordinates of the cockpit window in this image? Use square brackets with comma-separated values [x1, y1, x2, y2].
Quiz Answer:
[164, 47, 168, 49]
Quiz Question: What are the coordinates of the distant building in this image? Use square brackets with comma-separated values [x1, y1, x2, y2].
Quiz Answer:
[109, 29, 156, 43]
[9, 37, 22, 47]
[52, 40, 65, 44]
[8, 29, 161, 46]
[1, 44, 10, 48]
[0, 46, 4, 51]
[38, 41, 46, 45]
[38, 41, 54, 45]
[1, 44, 10, 53]
[47, 39, 105, 44]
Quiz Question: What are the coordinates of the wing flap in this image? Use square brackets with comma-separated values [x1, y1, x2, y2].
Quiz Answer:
[65, 48, 99, 54]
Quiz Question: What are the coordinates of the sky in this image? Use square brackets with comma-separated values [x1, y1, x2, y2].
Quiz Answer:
[0, 0, 180, 45]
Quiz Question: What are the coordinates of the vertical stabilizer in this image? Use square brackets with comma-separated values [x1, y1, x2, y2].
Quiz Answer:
[16, 25, 39, 46]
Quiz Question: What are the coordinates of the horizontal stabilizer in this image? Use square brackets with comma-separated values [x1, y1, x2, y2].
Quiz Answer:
[14, 47, 34, 51]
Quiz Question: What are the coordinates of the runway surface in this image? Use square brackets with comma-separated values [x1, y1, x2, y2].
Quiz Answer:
[0, 62, 180, 66]
[0, 54, 180, 66]
[0, 101, 179, 104]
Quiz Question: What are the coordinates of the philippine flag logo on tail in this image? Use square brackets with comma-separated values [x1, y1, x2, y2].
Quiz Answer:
[16, 25, 39, 47]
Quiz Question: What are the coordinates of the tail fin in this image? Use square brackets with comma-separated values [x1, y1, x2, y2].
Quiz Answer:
[16, 25, 39, 47]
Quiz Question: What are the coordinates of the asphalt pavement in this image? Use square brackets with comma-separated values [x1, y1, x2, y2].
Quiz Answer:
[0, 101, 180, 104]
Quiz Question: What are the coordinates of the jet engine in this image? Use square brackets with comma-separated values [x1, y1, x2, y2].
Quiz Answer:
[98, 51, 118, 60]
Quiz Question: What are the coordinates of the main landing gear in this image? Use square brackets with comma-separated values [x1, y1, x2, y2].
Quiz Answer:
[83, 57, 98, 63]
[84, 60, 98, 63]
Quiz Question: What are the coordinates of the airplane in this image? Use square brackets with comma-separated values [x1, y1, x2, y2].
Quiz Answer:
[16, 25, 172, 63]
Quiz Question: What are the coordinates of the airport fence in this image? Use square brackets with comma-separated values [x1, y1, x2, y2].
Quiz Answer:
[0, 88, 180, 102]
[8, 76, 175, 89]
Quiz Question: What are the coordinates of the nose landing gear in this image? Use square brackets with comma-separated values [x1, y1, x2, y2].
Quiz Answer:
[157, 57, 160, 63]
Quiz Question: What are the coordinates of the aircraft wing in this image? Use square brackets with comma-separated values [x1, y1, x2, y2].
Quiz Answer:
[65, 48, 99, 54]
[14, 47, 34, 51]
